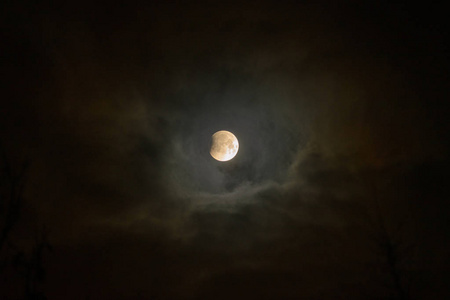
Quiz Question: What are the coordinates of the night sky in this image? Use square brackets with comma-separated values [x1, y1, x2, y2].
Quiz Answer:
[1, 1, 449, 299]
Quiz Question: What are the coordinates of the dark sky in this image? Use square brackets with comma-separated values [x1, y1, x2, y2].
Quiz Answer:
[1, 1, 449, 299]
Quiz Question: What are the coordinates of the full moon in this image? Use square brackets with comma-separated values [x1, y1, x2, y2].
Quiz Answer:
[210, 130, 239, 162]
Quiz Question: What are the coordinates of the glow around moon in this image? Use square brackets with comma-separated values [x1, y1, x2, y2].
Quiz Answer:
[210, 130, 239, 161]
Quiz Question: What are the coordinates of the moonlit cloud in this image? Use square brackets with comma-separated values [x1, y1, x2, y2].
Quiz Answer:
[1, 1, 449, 299]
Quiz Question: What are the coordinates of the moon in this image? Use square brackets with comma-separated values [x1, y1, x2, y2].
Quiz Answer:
[210, 130, 239, 162]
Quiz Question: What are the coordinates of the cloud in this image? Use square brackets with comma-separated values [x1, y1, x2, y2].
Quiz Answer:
[2, 1, 449, 299]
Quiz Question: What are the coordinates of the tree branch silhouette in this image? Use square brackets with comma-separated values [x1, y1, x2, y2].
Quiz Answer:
[1, 145, 51, 300]
[364, 178, 413, 300]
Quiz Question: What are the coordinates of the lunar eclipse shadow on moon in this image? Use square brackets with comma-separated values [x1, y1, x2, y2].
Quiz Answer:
[209, 130, 239, 162]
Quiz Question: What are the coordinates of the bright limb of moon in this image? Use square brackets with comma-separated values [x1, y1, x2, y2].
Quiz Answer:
[210, 130, 239, 161]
